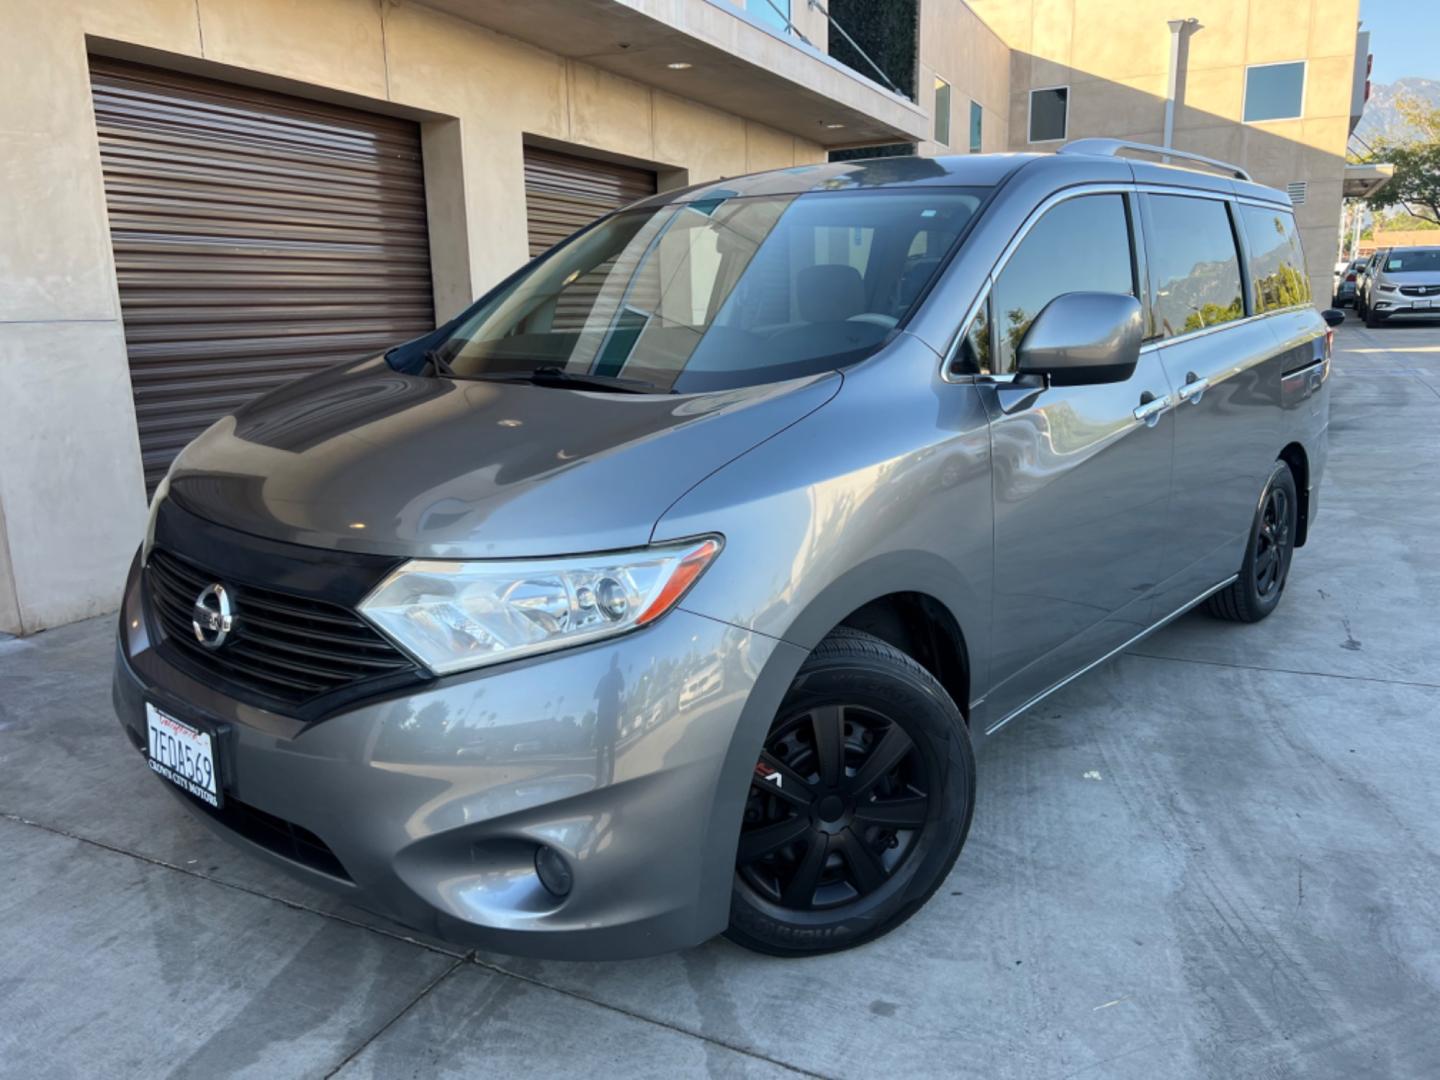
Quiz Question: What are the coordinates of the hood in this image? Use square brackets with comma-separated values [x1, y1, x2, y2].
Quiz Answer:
[165, 359, 841, 558]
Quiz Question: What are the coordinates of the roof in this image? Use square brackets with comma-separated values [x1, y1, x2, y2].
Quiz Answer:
[631, 153, 1040, 207]
[629, 144, 1300, 212]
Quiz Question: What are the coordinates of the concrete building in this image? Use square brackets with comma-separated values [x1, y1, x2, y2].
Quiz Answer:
[967, 0, 1370, 306]
[0, 0, 1372, 634]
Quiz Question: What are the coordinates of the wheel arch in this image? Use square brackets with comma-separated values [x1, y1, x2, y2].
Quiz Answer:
[1279, 441, 1311, 546]
[694, 551, 986, 937]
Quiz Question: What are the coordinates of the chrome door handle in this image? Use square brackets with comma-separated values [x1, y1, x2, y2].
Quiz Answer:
[1133, 394, 1172, 426]
[1177, 377, 1210, 404]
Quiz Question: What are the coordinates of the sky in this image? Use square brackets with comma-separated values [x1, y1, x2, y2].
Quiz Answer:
[1359, 0, 1440, 84]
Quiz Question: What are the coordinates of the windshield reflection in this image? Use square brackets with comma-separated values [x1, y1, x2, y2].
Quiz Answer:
[418, 189, 985, 394]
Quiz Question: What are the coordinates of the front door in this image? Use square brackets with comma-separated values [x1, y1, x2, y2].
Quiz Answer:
[975, 190, 1176, 730]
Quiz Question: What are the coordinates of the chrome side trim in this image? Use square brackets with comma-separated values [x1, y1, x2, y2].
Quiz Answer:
[940, 278, 994, 383]
[983, 574, 1240, 736]
[1137, 304, 1319, 355]
[1282, 358, 1325, 379]
[937, 182, 1311, 381]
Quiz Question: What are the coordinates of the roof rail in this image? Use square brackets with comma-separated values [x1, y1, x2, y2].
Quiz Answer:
[1058, 138, 1252, 182]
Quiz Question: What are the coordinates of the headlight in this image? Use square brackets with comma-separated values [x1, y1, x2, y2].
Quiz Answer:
[358, 537, 722, 675]
[1378, 284, 1397, 292]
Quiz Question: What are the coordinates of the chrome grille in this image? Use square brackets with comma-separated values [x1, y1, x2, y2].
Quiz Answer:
[145, 547, 417, 710]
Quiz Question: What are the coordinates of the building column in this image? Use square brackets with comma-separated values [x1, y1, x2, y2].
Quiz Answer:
[0, 4, 150, 633]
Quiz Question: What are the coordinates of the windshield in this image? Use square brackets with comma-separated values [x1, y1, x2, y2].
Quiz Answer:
[1385, 249, 1440, 273]
[415, 188, 985, 393]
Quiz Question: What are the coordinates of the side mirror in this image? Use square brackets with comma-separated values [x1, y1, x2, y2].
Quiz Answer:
[1321, 308, 1345, 328]
[1016, 292, 1143, 387]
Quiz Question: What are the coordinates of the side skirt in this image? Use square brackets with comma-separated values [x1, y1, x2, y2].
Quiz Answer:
[983, 574, 1239, 737]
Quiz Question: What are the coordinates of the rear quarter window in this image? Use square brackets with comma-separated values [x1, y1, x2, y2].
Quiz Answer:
[1239, 204, 1311, 312]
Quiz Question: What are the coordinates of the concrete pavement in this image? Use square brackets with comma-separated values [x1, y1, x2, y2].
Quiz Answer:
[2, 317, 1439, 1079]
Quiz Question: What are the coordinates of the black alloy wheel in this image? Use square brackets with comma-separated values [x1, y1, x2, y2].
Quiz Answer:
[1207, 458, 1298, 623]
[726, 628, 974, 956]
[1253, 484, 1292, 599]
[739, 704, 930, 911]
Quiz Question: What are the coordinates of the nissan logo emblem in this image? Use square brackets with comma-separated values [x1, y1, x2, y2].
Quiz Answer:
[192, 583, 236, 649]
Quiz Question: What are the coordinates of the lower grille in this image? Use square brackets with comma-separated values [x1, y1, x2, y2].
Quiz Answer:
[202, 795, 351, 881]
[145, 546, 418, 713]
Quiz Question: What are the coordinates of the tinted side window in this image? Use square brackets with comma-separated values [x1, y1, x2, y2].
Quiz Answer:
[1239, 204, 1311, 312]
[991, 193, 1134, 373]
[1144, 194, 1245, 339]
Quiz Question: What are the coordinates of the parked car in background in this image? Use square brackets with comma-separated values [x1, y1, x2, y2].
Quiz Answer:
[113, 141, 1340, 960]
[1332, 257, 1365, 307]
[1361, 246, 1440, 327]
[1355, 248, 1389, 319]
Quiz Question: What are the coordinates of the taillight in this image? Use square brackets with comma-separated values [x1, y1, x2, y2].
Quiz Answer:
[1324, 327, 1335, 359]
[1346, 272, 1357, 282]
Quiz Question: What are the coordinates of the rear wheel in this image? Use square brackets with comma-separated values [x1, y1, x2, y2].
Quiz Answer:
[1207, 459, 1297, 623]
[725, 629, 974, 956]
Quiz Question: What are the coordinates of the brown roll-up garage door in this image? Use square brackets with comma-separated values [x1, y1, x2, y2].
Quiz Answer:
[89, 58, 436, 492]
[523, 146, 657, 257]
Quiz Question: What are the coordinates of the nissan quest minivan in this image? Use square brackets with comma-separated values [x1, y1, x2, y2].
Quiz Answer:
[113, 140, 1337, 959]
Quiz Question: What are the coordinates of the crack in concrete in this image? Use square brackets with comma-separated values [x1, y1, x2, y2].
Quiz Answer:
[321, 955, 469, 1079]
[1125, 650, 1440, 691]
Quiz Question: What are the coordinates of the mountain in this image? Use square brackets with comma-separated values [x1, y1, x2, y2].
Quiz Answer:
[1354, 77, 1440, 147]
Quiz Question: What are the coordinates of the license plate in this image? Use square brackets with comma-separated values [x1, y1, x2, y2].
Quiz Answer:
[145, 703, 221, 808]
[1414, 299, 1431, 310]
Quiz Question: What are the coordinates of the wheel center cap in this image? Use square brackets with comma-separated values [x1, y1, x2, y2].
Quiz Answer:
[816, 795, 846, 823]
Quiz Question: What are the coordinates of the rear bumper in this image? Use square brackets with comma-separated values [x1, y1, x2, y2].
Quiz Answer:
[112, 553, 804, 959]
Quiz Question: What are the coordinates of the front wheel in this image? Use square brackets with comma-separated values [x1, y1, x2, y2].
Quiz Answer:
[1365, 304, 1386, 328]
[725, 629, 974, 957]
[1207, 459, 1298, 623]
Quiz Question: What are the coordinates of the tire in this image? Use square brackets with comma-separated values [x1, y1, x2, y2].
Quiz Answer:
[725, 628, 974, 957]
[1206, 459, 1298, 623]
[1365, 304, 1386, 328]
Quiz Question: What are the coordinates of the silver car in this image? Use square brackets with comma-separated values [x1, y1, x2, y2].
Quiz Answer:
[113, 140, 1339, 959]
[1361, 246, 1440, 327]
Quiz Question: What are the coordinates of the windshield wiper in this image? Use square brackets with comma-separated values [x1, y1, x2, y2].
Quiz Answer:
[423, 347, 458, 378]
[524, 365, 671, 394]
[423, 354, 670, 394]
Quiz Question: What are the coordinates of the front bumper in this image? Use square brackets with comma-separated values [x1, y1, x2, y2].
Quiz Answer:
[113, 555, 804, 959]
[1371, 294, 1440, 315]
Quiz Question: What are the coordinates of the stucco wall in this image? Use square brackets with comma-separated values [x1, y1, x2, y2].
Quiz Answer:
[0, 0, 826, 633]
[967, 0, 1360, 305]
[916, 0, 1011, 155]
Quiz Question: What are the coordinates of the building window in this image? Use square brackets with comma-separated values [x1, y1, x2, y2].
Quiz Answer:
[750, 0, 792, 35]
[969, 100, 983, 152]
[1028, 86, 1068, 142]
[934, 77, 951, 145]
[1244, 61, 1306, 122]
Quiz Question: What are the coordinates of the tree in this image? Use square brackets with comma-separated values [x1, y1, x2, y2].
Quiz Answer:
[1364, 95, 1440, 224]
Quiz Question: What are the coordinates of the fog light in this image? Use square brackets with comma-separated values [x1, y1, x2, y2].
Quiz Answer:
[535, 845, 573, 897]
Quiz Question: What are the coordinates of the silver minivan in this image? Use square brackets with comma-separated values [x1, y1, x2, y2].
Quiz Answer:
[113, 140, 1339, 959]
